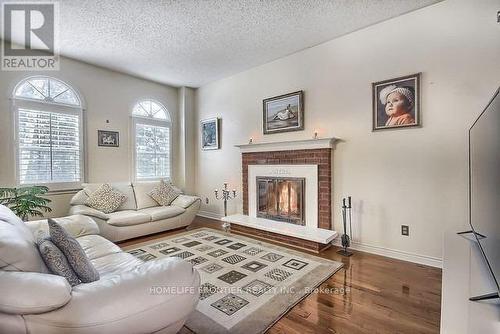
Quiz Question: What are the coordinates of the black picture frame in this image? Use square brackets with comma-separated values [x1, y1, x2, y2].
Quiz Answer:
[200, 117, 220, 150]
[263, 90, 304, 134]
[372, 73, 421, 131]
[98, 130, 119, 147]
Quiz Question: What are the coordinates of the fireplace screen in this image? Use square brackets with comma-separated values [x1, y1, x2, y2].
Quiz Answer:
[256, 177, 305, 225]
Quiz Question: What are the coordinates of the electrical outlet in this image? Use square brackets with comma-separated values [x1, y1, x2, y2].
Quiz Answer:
[205, 197, 209, 204]
[401, 225, 409, 236]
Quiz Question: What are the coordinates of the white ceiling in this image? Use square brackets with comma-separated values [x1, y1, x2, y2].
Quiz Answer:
[3, 0, 441, 87]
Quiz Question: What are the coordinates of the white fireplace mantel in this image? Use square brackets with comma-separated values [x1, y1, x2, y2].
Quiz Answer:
[235, 137, 338, 153]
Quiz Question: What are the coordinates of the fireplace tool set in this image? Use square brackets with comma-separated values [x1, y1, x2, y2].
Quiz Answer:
[337, 196, 353, 257]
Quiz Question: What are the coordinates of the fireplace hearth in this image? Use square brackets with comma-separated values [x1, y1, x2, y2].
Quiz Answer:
[257, 177, 305, 225]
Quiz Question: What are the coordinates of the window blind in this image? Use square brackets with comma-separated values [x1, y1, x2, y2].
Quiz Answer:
[18, 108, 81, 184]
[135, 123, 170, 179]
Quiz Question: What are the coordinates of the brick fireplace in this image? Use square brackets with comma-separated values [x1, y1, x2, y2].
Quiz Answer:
[222, 138, 337, 253]
[242, 148, 332, 230]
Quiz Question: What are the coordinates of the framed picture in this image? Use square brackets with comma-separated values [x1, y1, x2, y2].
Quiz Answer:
[263, 90, 304, 134]
[98, 130, 119, 147]
[201, 117, 220, 150]
[372, 73, 421, 131]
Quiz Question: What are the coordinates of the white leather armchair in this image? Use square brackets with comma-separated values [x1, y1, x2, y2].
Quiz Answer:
[0, 205, 200, 334]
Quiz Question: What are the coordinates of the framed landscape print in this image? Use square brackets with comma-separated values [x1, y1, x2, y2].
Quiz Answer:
[201, 117, 220, 150]
[98, 130, 119, 147]
[372, 73, 421, 131]
[263, 90, 304, 134]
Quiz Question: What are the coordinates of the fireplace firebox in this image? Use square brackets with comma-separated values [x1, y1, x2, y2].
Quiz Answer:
[256, 177, 305, 225]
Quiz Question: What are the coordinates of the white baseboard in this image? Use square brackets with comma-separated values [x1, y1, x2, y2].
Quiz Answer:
[196, 211, 443, 268]
[197, 211, 223, 221]
[332, 239, 442, 268]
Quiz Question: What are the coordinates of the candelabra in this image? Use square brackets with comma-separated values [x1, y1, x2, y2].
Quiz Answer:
[214, 183, 237, 233]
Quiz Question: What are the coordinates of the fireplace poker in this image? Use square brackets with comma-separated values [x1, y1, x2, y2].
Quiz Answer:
[348, 196, 353, 241]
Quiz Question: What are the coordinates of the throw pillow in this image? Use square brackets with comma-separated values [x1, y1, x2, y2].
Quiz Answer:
[36, 232, 81, 286]
[48, 219, 100, 283]
[149, 180, 181, 206]
[85, 183, 126, 214]
[69, 189, 88, 206]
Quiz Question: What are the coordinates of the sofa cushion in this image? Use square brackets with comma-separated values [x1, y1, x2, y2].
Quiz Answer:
[0, 271, 72, 314]
[68, 205, 110, 221]
[77, 235, 121, 260]
[107, 210, 151, 227]
[0, 204, 36, 240]
[48, 219, 100, 283]
[132, 181, 161, 209]
[90, 252, 143, 277]
[85, 184, 126, 214]
[171, 195, 200, 209]
[27, 215, 101, 238]
[139, 206, 186, 221]
[83, 182, 137, 211]
[0, 204, 48, 273]
[149, 180, 181, 206]
[36, 233, 81, 286]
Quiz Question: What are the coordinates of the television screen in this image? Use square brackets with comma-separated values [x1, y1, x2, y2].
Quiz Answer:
[469, 87, 500, 297]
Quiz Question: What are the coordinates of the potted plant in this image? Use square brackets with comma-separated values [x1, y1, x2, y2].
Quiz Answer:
[0, 186, 52, 221]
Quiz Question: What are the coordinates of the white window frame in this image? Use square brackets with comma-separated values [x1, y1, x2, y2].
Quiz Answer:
[131, 100, 172, 182]
[12, 77, 85, 191]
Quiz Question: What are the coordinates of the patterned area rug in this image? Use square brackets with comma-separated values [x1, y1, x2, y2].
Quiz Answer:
[124, 228, 342, 334]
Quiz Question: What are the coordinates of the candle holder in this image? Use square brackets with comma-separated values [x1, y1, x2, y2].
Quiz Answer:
[214, 183, 237, 233]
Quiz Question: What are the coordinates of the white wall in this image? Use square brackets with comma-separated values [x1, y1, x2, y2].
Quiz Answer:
[177, 87, 197, 194]
[195, 0, 500, 267]
[0, 56, 181, 217]
[195, 0, 500, 331]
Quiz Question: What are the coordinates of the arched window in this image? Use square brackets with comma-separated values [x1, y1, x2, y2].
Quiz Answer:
[13, 76, 84, 189]
[132, 100, 171, 180]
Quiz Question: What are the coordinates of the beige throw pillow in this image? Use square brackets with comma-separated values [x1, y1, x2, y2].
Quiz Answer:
[85, 183, 126, 214]
[149, 180, 181, 206]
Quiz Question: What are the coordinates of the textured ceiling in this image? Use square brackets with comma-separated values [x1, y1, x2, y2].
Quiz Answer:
[3, 0, 441, 87]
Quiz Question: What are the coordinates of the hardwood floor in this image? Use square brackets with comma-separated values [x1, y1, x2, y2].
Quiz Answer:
[118, 216, 442, 334]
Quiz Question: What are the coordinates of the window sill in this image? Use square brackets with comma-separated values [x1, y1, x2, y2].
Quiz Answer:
[19, 181, 83, 194]
[46, 188, 82, 196]
[135, 177, 171, 182]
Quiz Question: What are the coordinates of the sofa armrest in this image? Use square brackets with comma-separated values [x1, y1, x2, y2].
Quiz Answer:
[171, 195, 201, 209]
[26, 214, 100, 238]
[26, 257, 200, 331]
[70, 205, 109, 221]
[0, 271, 71, 314]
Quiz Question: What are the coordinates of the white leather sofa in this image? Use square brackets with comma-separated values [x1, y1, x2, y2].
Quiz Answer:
[69, 182, 201, 242]
[0, 205, 200, 334]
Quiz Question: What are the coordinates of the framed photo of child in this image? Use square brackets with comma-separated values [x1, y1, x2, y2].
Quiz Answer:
[372, 73, 421, 131]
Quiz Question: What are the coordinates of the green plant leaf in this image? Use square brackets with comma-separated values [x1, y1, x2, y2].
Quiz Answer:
[0, 186, 52, 220]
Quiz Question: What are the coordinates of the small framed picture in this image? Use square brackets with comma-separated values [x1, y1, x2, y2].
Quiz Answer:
[372, 73, 421, 131]
[201, 117, 220, 150]
[263, 90, 304, 134]
[98, 130, 119, 147]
